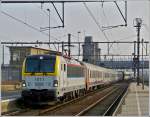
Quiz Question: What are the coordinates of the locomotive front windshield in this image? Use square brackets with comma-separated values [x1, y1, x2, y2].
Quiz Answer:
[25, 55, 56, 73]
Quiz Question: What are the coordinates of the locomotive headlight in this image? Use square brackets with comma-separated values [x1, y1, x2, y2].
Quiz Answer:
[22, 83, 26, 87]
[53, 80, 58, 87]
[54, 83, 58, 87]
[22, 81, 26, 87]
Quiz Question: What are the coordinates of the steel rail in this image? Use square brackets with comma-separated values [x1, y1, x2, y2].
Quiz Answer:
[75, 87, 119, 116]
[38, 85, 116, 115]
[103, 86, 127, 115]
[112, 85, 129, 116]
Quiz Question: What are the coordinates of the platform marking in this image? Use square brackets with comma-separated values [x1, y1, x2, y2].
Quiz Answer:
[135, 84, 141, 116]
[1, 98, 16, 103]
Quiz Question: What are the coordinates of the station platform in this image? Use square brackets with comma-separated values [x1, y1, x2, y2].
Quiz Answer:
[117, 82, 149, 116]
[1, 90, 21, 100]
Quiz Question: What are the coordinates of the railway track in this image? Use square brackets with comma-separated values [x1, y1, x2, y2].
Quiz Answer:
[77, 84, 128, 116]
[2, 82, 128, 116]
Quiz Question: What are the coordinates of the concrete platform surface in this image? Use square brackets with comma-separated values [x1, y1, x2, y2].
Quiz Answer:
[1, 90, 21, 100]
[117, 82, 149, 116]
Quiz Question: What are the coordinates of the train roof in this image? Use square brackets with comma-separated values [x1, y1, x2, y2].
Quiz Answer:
[26, 54, 56, 58]
[81, 62, 115, 71]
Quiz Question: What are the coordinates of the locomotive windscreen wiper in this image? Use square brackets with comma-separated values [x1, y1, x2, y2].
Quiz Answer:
[43, 72, 47, 75]
[31, 72, 35, 75]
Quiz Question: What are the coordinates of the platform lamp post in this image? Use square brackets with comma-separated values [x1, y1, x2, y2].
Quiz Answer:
[132, 52, 136, 80]
[133, 18, 142, 86]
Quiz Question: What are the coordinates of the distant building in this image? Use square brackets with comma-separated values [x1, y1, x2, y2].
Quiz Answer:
[82, 36, 101, 64]
[8, 46, 50, 66]
[1, 46, 51, 82]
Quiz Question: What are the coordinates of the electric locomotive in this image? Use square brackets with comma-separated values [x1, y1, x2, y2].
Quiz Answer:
[21, 54, 85, 102]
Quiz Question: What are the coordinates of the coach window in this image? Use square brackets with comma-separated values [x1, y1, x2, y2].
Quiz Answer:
[64, 64, 66, 71]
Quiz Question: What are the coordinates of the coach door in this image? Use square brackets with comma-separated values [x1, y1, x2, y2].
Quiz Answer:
[86, 69, 90, 90]
[63, 64, 67, 87]
[60, 63, 66, 88]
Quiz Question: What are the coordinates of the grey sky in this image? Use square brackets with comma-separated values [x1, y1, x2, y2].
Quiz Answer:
[0, 0, 149, 63]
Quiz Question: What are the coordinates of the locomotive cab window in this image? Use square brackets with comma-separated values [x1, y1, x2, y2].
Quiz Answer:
[25, 55, 56, 73]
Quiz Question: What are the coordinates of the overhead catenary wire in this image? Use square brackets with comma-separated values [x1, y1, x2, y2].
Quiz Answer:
[31, 3, 64, 51]
[101, 2, 114, 41]
[33, 3, 60, 25]
[101, 1, 128, 31]
[101, 2, 110, 27]
[0, 10, 61, 42]
[1, 11, 46, 35]
[83, 2, 109, 41]
[38, 7, 60, 51]
[1, 9, 62, 51]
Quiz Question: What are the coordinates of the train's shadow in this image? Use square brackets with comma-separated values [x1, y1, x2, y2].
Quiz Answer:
[16, 97, 56, 109]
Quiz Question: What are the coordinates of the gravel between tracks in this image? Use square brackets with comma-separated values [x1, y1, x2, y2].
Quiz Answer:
[40, 85, 118, 116]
